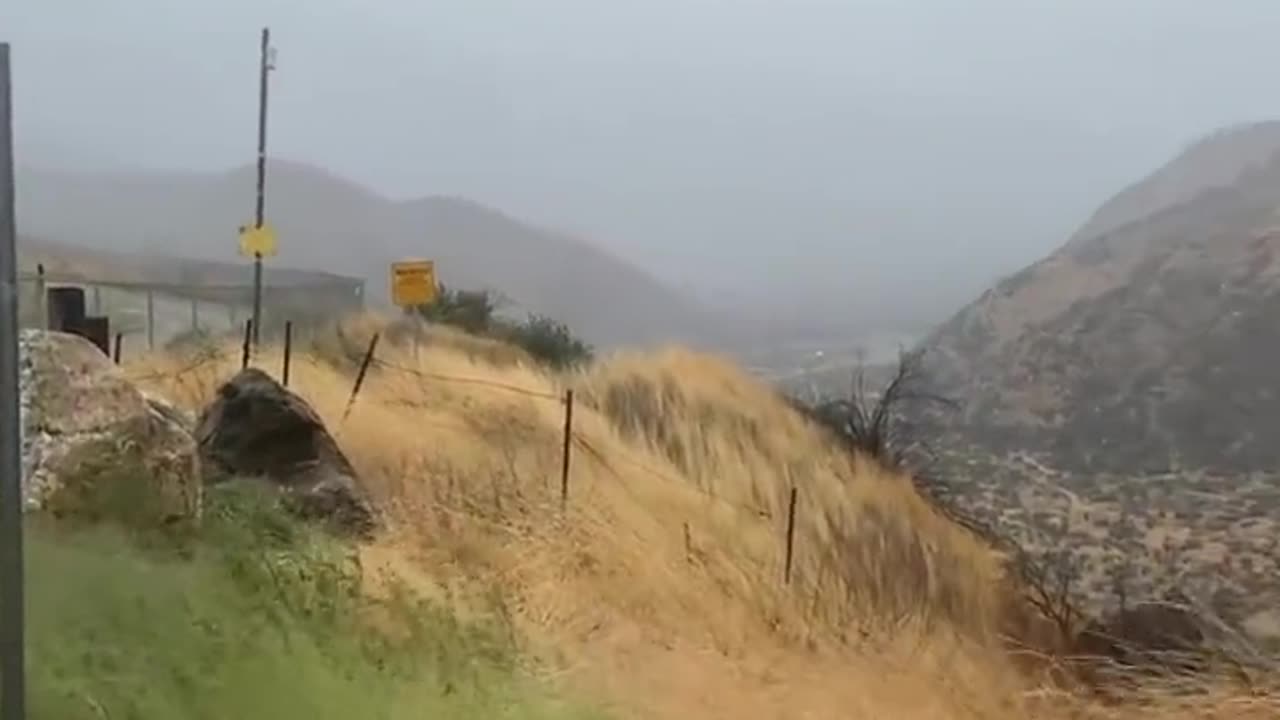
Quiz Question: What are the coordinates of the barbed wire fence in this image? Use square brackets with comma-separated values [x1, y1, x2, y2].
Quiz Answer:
[98, 314, 1280, 679]
[120, 317, 807, 589]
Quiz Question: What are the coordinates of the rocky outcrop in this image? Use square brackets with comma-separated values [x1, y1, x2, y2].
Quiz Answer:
[194, 368, 377, 537]
[19, 329, 201, 525]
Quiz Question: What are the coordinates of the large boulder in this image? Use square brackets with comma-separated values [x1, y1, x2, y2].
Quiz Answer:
[19, 329, 201, 525]
[194, 368, 377, 537]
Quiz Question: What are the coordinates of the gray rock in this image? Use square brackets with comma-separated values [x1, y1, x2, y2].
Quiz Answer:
[18, 329, 201, 525]
[194, 368, 377, 537]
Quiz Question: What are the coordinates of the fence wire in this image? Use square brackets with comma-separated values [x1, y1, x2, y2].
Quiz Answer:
[115, 323, 789, 547]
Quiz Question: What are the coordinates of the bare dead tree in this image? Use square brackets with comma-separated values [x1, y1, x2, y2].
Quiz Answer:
[1106, 493, 1142, 619]
[792, 346, 956, 471]
[1012, 499, 1089, 640]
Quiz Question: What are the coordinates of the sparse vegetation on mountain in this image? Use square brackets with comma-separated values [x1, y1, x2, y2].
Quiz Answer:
[919, 122, 1280, 640]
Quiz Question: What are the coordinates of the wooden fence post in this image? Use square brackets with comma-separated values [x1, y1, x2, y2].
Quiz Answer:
[112, 332, 123, 365]
[281, 320, 293, 387]
[784, 486, 798, 585]
[342, 333, 380, 420]
[560, 389, 574, 512]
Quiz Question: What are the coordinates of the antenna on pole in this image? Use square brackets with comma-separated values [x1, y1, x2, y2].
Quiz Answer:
[250, 26, 275, 353]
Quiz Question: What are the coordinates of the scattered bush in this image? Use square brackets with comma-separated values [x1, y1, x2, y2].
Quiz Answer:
[411, 285, 593, 370]
[502, 313, 594, 370]
[414, 285, 500, 335]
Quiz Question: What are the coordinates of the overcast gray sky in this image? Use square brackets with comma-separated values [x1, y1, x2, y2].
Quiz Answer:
[6, 0, 1280, 328]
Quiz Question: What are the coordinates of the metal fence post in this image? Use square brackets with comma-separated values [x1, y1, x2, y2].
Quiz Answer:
[784, 486, 798, 585]
[282, 320, 292, 387]
[241, 319, 253, 370]
[34, 262, 44, 329]
[0, 41, 28, 720]
[146, 289, 155, 350]
[342, 333, 380, 420]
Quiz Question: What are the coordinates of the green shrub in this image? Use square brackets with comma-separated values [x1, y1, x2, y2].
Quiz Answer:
[414, 285, 499, 335]
[502, 314, 594, 370]
[412, 286, 593, 370]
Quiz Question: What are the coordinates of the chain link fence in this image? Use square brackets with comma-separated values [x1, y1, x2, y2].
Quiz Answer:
[18, 267, 365, 361]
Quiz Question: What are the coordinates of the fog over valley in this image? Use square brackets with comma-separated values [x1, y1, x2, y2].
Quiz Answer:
[8, 3, 1280, 717]
[11, 0, 1280, 350]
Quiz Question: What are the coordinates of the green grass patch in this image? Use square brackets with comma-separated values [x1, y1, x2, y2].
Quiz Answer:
[25, 480, 605, 720]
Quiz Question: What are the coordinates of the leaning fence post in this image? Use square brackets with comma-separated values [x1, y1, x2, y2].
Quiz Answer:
[241, 319, 253, 370]
[342, 333, 380, 420]
[112, 332, 122, 365]
[560, 389, 574, 512]
[282, 320, 293, 387]
[784, 486, 798, 585]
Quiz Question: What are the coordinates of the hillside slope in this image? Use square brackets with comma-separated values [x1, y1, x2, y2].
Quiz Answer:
[15, 162, 716, 347]
[918, 122, 1280, 631]
[124, 317, 1276, 719]
[925, 120, 1280, 476]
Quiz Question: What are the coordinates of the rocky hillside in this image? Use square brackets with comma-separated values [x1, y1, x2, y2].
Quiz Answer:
[16, 162, 717, 348]
[925, 120, 1280, 477]
[914, 122, 1280, 637]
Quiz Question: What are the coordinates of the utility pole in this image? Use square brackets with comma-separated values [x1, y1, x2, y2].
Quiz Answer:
[0, 42, 27, 720]
[251, 26, 274, 351]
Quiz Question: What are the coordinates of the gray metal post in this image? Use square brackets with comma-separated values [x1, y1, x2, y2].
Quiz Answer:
[91, 285, 101, 315]
[190, 298, 198, 332]
[146, 290, 155, 350]
[250, 26, 272, 352]
[33, 264, 42, 331]
[0, 42, 28, 720]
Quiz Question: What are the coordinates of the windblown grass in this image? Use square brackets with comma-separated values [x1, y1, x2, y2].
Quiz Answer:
[120, 313, 1279, 720]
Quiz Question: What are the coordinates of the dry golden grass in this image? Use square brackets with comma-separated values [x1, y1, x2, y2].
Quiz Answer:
[127, 314, 1278, 720]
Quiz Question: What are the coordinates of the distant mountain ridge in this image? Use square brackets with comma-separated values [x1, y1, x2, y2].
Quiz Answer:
[15, 160, 719, 348]
[923, 119, 1280, 476]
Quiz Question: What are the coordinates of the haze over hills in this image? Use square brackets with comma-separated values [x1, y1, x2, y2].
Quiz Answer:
[924, 120, 1280, 477]
[16, 161, 722, 348]
[916, 121, 1280, 631]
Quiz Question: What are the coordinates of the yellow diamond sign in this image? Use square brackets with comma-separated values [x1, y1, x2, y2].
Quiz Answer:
[238, 223, 278, 257]
[390, 259, 438, 307]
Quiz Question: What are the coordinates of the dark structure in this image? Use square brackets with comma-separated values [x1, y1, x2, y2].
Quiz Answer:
[45, 285, 111, 356]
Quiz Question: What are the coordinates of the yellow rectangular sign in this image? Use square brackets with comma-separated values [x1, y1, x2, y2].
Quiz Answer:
[390, 259, 438, 306]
